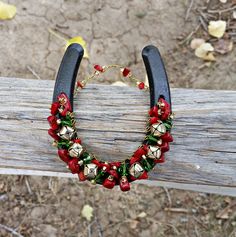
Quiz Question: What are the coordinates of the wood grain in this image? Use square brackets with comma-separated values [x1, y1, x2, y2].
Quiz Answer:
[0, 77, 236, 196]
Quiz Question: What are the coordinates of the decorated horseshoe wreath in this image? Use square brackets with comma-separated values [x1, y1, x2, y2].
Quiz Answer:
[48, 44, 173, 192]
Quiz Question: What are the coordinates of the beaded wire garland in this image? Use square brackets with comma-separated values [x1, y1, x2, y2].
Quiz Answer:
[48, 64, 173, 192]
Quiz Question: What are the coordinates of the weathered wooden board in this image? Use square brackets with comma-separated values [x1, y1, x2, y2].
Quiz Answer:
[0, 77, 236, 196]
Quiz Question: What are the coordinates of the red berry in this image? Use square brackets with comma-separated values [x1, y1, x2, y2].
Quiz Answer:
[77, 81, 84, 89]
[122, 67, 131, 77]
[138, 82, 145, 90]
[94, 64, 104, 72]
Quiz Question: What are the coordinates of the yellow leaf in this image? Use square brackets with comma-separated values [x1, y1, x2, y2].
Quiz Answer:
[66, 36, 89, 58]
[81, 204, 93, 221]
[190, 38, 205, 50]
[195, 42, 216, 61]
[208, 20, 226, 38]
[0, 1, 16, 20]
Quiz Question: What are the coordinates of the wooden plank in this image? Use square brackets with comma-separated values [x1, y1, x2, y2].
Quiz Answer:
[0, 77, 236, 196]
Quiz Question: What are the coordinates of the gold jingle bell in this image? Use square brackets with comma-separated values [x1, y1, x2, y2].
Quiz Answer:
[68, 143, 83, 158]
[147, 146, 161, 159]
[84, 163, 98, 179]
[150, 121, 166, 137]
[129, 162, 144, 178]
[57, 126, 76, 140]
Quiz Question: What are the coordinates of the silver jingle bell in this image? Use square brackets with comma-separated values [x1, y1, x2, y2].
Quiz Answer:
[147, 146, 162, 159]
[68, 143, 83, 158]
[57, 126, 76, 140]
[84, 163, 98, 179]
[150, 121, 166, 137]
[129, 162, 144, 178]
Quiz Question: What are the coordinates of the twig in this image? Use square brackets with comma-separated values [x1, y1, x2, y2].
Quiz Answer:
[163, 187, 172, 207]
[164, 208, 189, 213]
[199, 15, 208, 32]
[207, 5, 236, 14]
[94, 212, 104, 237]
[0, 224, 24, 237]
[26, 66, 41, 80]
[24, 176, 32, 195]
[185, 0, 194, 21]
[87, 221, 96, 237]
[179, 23, 200, 45]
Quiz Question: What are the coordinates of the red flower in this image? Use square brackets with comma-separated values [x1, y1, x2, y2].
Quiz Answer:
[119, 176, 130, 192]
[57, 93, 72, 116]
[47, 115, 59, 130]
[68, 158, 80, 174]
[78, 171, 86, 181]
[48, 128, 60, 141]
[154, 154, 165, 163]
[51, 102, 60, 115]
[161, 132, 173, 142]
[133, 145, 148, 158]
[161, 142, 169, 153]
[138, 171, 148, 180]
[73, 138, 82, 144]
[149, 117, 159, 125]
[58, 149, 71, 163]
[130, 156, 141, 165]
[103, 175, 116, 189]
[108, 169, 119, 180]
[149, 105, 159, 117]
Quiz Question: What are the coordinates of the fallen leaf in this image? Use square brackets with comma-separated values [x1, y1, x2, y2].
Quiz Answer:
[0, 1, 16, 20]
[219, 0, 227, 3]
[208, 20, 226, 38]
[190, 38, 205, 50]
[195, 42, 216, 61]
[214, 39, 233, 54]
[137, 212, 147, 218]
[66, 36, 89, 58]
[129, 220, 139, 229]
[81, 204, 93, 221]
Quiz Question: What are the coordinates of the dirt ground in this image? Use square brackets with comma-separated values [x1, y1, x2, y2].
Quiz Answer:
[0, 0, 236, 236]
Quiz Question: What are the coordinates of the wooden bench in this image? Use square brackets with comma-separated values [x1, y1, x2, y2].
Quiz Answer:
[1, 77, 235, 196]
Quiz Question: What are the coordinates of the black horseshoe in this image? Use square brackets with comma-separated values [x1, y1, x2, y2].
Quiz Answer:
[142, 45, 171, 110]
[53, 44, 171, 111]
[53, 43, 84, 110]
